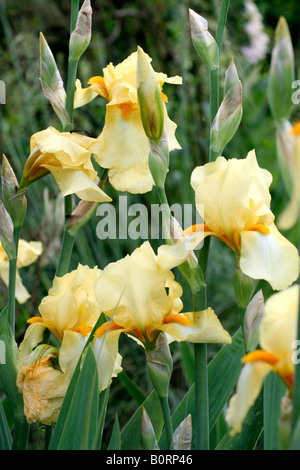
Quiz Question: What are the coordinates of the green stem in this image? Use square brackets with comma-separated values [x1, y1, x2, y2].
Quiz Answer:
[209, 67, 220, 162]
[155, 185, 172, 244]
[215, 0, 230, 51]
[65, 58, 79, 131]
[159, 395, 173, 449]
[55, 0, 80, 276]
[7, 225, 21, 335]
[12, 417, 29, 450]
[193, 0, 230, 450]
[193, 287, 209, 450]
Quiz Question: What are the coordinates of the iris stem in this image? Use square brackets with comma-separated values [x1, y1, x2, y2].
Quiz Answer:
[55, 0, 80, 277]
[7, 225, 21, 336]
[194, 0, 230, 450]
[159, 395, 173, 449]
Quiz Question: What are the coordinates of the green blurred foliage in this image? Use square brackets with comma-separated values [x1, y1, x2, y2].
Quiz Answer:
[0, 0, 300, 448]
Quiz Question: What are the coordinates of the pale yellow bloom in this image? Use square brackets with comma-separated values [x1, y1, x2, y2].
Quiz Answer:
[0, 239, 42, 303]
[16, 346, 69, 425]
[94, 241, 231, 349]
[161, 150, 299, 290]
[21, 126, 111, 202]
[226, 285, 298, 436]
[278, 121, 300, 230]
[19, 264, 122, 398]
[74, 51, 182, 194]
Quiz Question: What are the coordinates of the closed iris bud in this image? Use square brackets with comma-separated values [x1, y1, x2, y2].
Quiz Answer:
[267, 16, 294, 123]
[40, 32, 70, 128]
[0, 200, 16, 260]
[1, 155, 27, 228]
[234, 265, 258, 310]
[69, 0, 92, 62]
[145, 332, 173, 399]
[210, 80, 242, 153]
[136, 46, 164, 143]
[189, 9, 219, 70]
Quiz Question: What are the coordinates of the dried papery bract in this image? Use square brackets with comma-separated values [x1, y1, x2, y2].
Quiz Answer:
[1, 155, 27, 229]
[141, 407, 159, 450]
[145, 332, 173, 399]
[40, 33, 70, 128]
[171, 415, 192, 450]
[0, 200, 15, 260]
[243, 290, 264, 352]
[210, 80, 242, 153]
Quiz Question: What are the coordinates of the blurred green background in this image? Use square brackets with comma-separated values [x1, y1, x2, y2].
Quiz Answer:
[1, 0, 300, 448]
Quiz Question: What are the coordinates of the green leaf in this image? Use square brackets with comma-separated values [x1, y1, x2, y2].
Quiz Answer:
[107, 415, 121, 450]
[118, 371, 147, 406]
[263, 372, 286, 450]
[216, 390, 264, 450]
[0, 306, 25, 421]
[120, 390, 163, 450]
[0, 400, 12, 450]
[49, 345, 100, 450]
[179, 342, 195, 385]
[158, 328, 245, 449]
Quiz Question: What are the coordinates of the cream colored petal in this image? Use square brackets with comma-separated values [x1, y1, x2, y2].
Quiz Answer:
[260, 285, 299, 359]
[42, 166, 111, 202]
[17, 322, 46, 368]
[59, 330, 88, 378]
[15, 271, 31, 304]
[93, 328, 123, 392]
[17, 240, 43, 268]
[73, 79, 98, 109]
[159, 308, 231, 344]
[163, 105, 181, 151]
[17, 354, 69, 425]
[108, 164, 154, 194]
[39, 264, 102, 336]
[0, 267, 31, 304]
[157, 231, 206, 270]
[191, 152, 273, 236]
[226, 362, 272, 436]
[96, 241, 172, 333]
[278, 196, 299, 231]
[91, 105, 149, 171]
[31, 127, 92, 167]
[240, 223, 299, 290]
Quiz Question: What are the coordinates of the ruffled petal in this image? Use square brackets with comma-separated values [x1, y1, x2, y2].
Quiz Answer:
[93, 326, 123, 392]
[59, 330, 88, 378]
[73, 79, 98, 108]
[96, 241, 178, 334]
[17, 322, 46, 368]
[240, 223, 299, 290]
[16, 240, 43, 268]
[226, 362, 272, 436]
[260, 285, 298, 359]
[41, 166, 111, 202]
[159, 308, 231, 344]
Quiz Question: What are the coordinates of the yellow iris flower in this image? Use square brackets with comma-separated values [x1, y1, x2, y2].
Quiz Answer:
[18, 264, 122, 424]
[226, 285, 298, 436]
[161, 150, 299, 291]
[21, 126, 111, 202]
[278, 121, 300, 230]
[0, 239, 42, 303]
[93, 241, 231, 350]
[74, 50, 182, 194]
